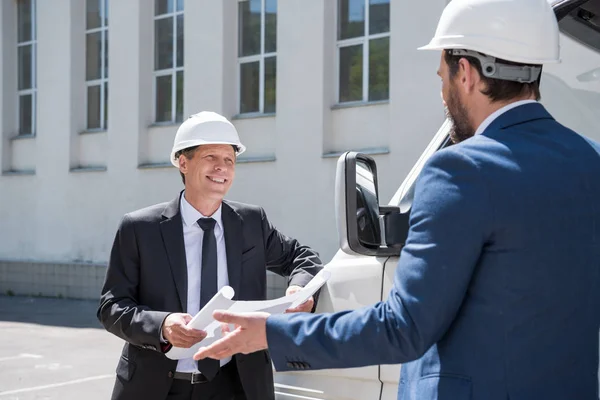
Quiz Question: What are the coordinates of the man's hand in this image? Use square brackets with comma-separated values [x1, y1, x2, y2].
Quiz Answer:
[162, 313, 207, 348]
[285, 285, 314, 313]
[193, 311, 269, 361]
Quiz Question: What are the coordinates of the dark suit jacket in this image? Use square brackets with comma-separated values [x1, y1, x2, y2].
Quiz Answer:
[266, 103, 600, 399]
[97, 194, 323, 400]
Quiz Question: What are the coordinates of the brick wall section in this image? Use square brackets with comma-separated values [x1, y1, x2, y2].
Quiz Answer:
[0, 260, 287, 300]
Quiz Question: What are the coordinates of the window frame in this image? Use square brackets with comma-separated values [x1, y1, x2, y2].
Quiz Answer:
[335, 0, 390, 105]
[85, 0, 109, 131]
[153, 1, 184, 124]
[17, 0, 37, 136]
[237, 0, 277, 116]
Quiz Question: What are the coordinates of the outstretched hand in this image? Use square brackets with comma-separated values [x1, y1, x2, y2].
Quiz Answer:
[193, 311, 269, 361]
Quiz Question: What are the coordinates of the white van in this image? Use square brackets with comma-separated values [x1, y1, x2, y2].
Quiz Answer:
[274, 0, 600, 399]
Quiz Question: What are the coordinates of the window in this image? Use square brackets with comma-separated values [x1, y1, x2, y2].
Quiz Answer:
[238, 0, 277, 114]
[154, 0, 184, 123]
[337, 0, 390, 104]
[17, 0, 36, 135]
[86, 0, 109, 130]
[558, 0, 600, 53]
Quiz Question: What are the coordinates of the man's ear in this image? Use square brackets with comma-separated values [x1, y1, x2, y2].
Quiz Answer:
[178, 156, 187, 173]
[458, 58, 479, 94]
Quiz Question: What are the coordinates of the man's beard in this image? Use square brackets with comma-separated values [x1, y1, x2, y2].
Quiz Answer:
[445, 86, 475, 144]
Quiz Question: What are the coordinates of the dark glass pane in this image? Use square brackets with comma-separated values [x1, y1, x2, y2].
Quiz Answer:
[87, 85, 101, 129]
[240, 61, 259, 114]
[338, 0, 365, 40]
[176, 14, 184, 67]
[369, 37, 389, 101]
[18, 45, 32, 90]
[558, 4, 600, 54]
[176, 71, 184, 122]
[87, 0, 101, 29]
[155, 17, 174, 70]
[339, 44, 363, 103]
[264, 56, 276, 113]
[155, 0, 174, 15]
[104, 81, 108, 129]
[156, 75, 173, 122]
[104, 30, 109, 78]
[103, 0, 109, 26]
[18, 0, 32, 43]
[265, 0, 277, 53]
[19, 94, 33, 135]
[238, 0, 261, 56]
[86, 32, 102, 80]
[176, 0, 184, 12]
[369, 0, 389, 35]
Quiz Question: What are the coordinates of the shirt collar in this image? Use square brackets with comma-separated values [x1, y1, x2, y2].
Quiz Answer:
[475, 99, 538, 136]
[180, 192, 224, 231]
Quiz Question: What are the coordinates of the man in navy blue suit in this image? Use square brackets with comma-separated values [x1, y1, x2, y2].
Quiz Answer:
[193, 0, 600, 398]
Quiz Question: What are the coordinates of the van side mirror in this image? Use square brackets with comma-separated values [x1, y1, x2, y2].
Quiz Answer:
[335, 152, 408, 257]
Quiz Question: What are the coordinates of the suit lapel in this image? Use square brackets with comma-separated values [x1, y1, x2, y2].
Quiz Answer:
[160, 194, 188, 312]
[222, 201, 242, 300]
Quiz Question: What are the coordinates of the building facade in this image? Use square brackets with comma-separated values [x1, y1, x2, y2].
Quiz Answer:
[2, 0, 598, 300]
[0, 0, 450, 299]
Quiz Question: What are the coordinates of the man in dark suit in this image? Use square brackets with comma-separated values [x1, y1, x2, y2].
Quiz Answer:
[97, 111, 323, 400]
[192, 1, 600, 399]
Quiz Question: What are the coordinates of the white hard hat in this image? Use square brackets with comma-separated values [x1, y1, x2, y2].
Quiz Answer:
[418, 0, 561, 65]
[170, 111, 246, 167]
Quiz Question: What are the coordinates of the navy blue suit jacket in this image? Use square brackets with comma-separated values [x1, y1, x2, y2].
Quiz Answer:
[266, 103, 600, 400]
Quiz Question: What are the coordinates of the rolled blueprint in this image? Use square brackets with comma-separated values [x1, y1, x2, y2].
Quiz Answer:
[165, 286, 236, 360]
[165, 270, 331, 360]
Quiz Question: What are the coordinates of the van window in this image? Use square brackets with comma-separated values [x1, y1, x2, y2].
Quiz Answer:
[559, 0, 600, 53]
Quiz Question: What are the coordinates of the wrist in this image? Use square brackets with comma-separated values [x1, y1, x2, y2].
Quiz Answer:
[159, 313, 173, 344]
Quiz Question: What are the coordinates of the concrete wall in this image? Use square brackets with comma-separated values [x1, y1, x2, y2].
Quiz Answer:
[0, 0, 444, 261]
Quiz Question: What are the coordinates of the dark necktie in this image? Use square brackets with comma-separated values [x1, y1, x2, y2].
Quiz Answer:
[196, 217, 220, 380]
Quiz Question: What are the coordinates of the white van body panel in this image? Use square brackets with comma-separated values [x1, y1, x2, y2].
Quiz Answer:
[274, 252, 386, 400]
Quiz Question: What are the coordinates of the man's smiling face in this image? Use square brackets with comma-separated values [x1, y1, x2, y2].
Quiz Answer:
[178, 144, 236, 201]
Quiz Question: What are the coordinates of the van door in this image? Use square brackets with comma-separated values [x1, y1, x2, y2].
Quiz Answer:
[378, 118, 452, 400]
[543, 0, 600, 143]
[274, 252, 387, 400]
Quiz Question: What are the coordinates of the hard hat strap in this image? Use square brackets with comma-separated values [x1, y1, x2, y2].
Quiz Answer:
[449, 49, 542, 83]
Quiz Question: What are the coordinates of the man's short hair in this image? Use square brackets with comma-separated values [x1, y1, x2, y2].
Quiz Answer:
[444, 50, 541, 102]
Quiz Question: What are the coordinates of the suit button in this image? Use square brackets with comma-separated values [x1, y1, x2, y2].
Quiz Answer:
[168, 371, 174, 378]
[286, 362, 294, 368]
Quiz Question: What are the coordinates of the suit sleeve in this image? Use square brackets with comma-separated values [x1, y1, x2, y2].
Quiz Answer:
[260, 208, 323, 288]
[266, 149, 492, 370]
[96, 214, 171, 352]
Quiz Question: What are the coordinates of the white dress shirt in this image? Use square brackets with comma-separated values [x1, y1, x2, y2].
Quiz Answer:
[177, 193, 231, 373]
[474, 100, 537, 135]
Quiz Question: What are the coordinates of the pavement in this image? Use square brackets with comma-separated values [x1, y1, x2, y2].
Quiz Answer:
[0, 295, 123, 399]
